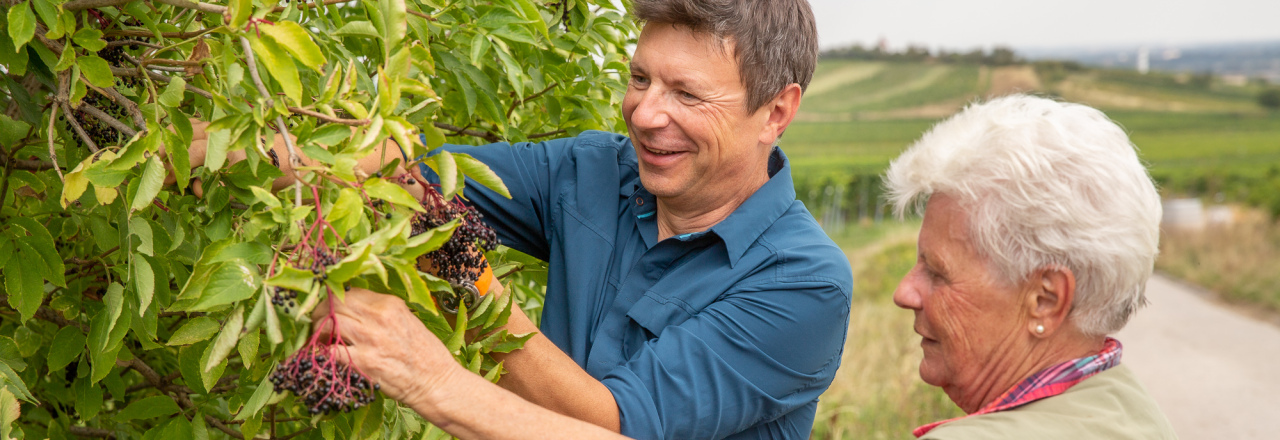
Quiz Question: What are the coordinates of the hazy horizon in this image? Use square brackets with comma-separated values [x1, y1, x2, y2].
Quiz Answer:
[809, 0, 1280, 52]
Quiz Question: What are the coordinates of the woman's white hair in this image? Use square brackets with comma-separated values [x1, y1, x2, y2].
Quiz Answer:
[884, 94, 1162, 336]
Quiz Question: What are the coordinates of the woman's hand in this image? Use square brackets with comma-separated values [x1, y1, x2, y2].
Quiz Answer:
[311, 288, 463, 409]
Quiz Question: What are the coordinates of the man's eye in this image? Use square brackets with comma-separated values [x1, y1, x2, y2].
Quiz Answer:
[678, 91, 698, 101]
[631, 75, 649, 86]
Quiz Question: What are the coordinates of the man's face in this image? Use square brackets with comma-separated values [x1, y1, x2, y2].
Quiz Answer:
[892, 194, 1028, 410]
[623, 24, 773, 204]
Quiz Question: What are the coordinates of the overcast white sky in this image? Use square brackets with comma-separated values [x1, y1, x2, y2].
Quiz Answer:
[808, 0, 1280, 51]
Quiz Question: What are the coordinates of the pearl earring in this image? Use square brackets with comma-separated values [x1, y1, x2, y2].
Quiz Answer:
[1035, 324, 1045, 334]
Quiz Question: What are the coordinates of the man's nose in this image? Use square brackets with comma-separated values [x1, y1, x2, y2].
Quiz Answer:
[629, 89, 671, 130]
[892, 268, 924, 310]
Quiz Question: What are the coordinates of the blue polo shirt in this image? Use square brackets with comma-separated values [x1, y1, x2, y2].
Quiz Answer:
[422, 131, 852, 439]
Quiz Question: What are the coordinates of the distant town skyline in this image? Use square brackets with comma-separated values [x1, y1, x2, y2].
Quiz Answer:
[809, 0, 1280, 51]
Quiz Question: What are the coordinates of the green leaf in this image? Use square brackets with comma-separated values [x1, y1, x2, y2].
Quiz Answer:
[205, 305, 244, 372]
[248, 186, 283, 210]
[364, 178, 426, 212]
[249, 35, 301, 105]
[47, 326, 86, 372]
[264, 290, 283, 346]
[259, 21, 326, 71]
[456, 153, 512, 198]
[133, 255, 156, 314]
[326, 244, 373, 284]
[0, 337, 24, 372]
[167, 316, 221, 346]
[73, 374, 104, 420]
[77, 56, 115, 88]
[0, 115, 31, 148]
[115, 395, 180, 421]
[104, 282, 125, 336]
[334, 21, 380, 39]
[264, 265, 318, 293]
[0, 360, 35, 403]
[174, 260, 261, 312]
[432, 150, 458, 200]
[237, 330, 259, 370]
[131, 155, 166, 211]
[61, 170, 89, 208]
[4, 252, 43, 323]
[72, 27, 108, 52]
[234, 372, 275, 421]
[131, 217, 156, 256]
[207, 242, 274, 265]
[6, 3, 35, 52]
[228, 0, 252, 29]
[159, 77, 186, 107]
[381, 0, 407, 53]
[327, 188, 364, 235]
[420, 124, 446, 149]
[0, 389, 19, 440]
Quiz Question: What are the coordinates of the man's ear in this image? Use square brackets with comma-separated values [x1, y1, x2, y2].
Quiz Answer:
[1025, 266, 1077, 337]
[757, 83, 803, 147]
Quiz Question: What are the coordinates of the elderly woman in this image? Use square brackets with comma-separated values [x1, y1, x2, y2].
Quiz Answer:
[884, 95, 1177, 439]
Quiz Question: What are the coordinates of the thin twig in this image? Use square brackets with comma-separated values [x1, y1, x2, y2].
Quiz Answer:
[104, 29, 215, 39]
[106, 39, 164, 49]
[433, 122, 501, 143]
[88, 83, 146, 128]
[57, 72, 101, 153]
[529, 129, 567, 139]
[287, 107, 369, 126]
[63, 0, 129, 11]
[506, 82, 559, 118]
[152, 0, 226, 14]
[241, 36, 304, 207]
[272, 0, 354, 12]
[61, 101, 101, 153]
[76, 103, 139, 138]
[110, 66, 214, 100]
[47, 104, 65, 182]
[67, 426, 115, 438]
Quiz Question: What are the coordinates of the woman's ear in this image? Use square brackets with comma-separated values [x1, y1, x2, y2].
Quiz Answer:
[1025, 266, 1076, 337]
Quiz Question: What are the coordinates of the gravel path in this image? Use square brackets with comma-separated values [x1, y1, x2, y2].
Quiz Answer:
[1115, 274, 1280, 440]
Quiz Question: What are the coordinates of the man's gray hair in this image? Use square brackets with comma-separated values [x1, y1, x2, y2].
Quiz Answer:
[632, 0, 819, 112]
[884, 95, 1163, 336]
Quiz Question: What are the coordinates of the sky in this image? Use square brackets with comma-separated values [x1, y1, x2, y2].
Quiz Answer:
[808, 0, 1280, 51]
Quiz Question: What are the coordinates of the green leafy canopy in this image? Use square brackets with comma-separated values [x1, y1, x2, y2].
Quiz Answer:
[0, 0, 634, 437]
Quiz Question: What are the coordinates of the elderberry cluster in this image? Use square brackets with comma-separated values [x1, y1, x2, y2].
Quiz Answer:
[270, 287, 298, 314]
[69, 93, 127, 148]
[410, 187, 499, 285]
[269, 352, 379, 415]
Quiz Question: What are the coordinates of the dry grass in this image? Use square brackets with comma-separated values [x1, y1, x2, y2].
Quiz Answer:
[812, 224, 964, 439]
[1156, 210, 1280, 314]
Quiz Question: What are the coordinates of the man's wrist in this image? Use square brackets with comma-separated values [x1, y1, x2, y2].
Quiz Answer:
[403, 359, 471, 425]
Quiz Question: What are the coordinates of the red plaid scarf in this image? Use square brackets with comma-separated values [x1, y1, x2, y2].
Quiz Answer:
[912, 337, 1123, 437]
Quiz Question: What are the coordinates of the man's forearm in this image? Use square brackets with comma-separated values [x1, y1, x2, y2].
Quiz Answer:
[490, 299, 623, 432]
[408, 361, 628, 440]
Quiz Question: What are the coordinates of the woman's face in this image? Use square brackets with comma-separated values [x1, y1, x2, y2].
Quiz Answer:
[892, 194, 1031, 412]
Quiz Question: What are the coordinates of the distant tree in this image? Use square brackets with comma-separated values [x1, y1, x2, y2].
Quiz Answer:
[1259, 88, 1280, 111]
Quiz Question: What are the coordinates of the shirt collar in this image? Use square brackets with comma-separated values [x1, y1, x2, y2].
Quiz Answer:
[710, 147, 794, 268]
[622, 147, 796, 268]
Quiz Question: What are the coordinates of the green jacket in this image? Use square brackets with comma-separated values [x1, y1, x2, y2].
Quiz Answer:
[921, 364, 1177, 439]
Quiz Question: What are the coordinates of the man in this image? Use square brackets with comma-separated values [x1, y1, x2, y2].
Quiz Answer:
[209, 0, 851, 438]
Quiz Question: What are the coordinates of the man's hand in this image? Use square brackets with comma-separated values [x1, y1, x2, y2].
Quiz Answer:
[311, 288, 462, 408]
[310, 287, 631, 440]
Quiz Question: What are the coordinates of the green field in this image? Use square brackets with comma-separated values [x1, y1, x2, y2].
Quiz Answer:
[784, 60, 1280, 189]
[800, 60, 1280, 439]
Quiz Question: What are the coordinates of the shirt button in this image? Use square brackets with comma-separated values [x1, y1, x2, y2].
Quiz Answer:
[636, 198, 644, 206]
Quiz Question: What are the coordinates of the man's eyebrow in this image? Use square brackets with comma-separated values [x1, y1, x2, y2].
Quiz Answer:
[629, 63, 645, 75]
